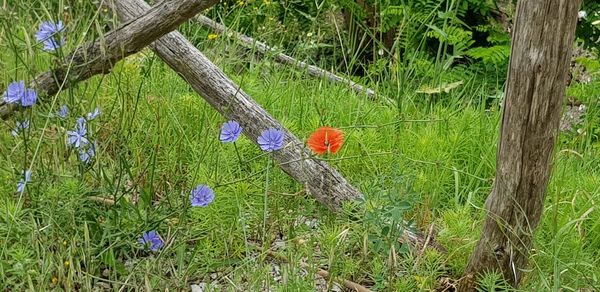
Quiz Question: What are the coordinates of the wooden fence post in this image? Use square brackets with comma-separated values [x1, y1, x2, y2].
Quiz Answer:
[460, 0, 582, 289]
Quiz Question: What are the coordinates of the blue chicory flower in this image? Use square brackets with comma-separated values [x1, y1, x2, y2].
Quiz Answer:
[57, 105, 69, 119]
[86, 107, 101, 120]
[2, 80, 37, 106]
[67, 118, 89, 148]
[35, 21, 65, 51]
[138, 230, 164, 251]
[220, 120, 242, 143]
[16, 170, 32, 193]
[21, 88, 37, 107]
[79, 141, 97, 164]
[11, 119, 30, 137]
[190, 184, 215, 207]
[257, 128, 284, 152]
[3, 81, 24, 104]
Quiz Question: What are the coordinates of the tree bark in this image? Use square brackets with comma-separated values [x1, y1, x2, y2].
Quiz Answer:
[193, 15, 390, 104]
[460, 0, 581, 289]
[0, 0, 218, 120]
[112, 0, 364, 211]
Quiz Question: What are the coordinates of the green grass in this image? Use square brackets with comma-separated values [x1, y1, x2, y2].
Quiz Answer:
[1, 2, 600, 291]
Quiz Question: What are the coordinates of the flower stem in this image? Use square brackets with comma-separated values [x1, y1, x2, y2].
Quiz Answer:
[236, 190, 251, 257]
[262, 156, 272, 243]
[233, 142, 245, 173]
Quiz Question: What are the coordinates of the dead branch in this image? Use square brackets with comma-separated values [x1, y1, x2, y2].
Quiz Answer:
[400, 225, 446, 253]
[88, 196, 116, 205]
[194, 15, 393, 105]
[0, 0, 218, 120]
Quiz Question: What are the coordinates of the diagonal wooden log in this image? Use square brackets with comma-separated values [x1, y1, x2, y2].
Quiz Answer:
[193, 15, 394, 105]
[113, 0, 443, 252]
[0, 0, 218, 120]
[111, 0, 362, 211]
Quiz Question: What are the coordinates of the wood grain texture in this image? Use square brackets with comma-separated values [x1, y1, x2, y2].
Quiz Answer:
[460, 0, 582, 289]
[113, 0, 364, 211]
[0, 0, 218, 120]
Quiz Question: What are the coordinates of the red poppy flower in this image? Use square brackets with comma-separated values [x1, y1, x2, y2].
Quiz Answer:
[307, 127, 344, 155]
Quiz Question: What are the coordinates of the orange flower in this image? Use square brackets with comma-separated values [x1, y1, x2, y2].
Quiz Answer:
[307, 127, 344, 155]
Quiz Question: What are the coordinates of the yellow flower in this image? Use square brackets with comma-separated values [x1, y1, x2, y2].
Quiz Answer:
[51, 276, 58, 285]
[207, 34, 218, 40]
[236, 0, 244, 6]
[64, 261, 70, 268]
[63, 240, 67, 246]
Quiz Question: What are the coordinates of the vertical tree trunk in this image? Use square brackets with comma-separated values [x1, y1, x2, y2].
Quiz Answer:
[460, 0, 581, 290]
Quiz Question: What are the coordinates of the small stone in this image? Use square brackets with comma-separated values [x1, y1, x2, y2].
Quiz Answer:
[305, 218, 318, 229]
[190, 283, 206, 292]
[271, 263, 282, 282]
[560, 103, 586, 132]
[273, 239, 285, 250]
[314, 273, 328, 292]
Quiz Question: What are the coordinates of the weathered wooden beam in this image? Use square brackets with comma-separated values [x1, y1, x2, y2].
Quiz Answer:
[0, 0, 218, 120]
[459, 0, 581, 290]
[111, 0, 364, 211]
[194, 15, 393, 105]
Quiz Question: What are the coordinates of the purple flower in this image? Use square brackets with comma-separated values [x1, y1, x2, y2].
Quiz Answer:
[190, 184, 215, 207]
[16, 170, 32, 193]
[79, 141, 97, 164]
[67, 118, 88, 148]
[11, 119, 30, 137]
[57, 105, 68, 119]
[86, 107, 101, 120]
[3, 81, 24, 104]
[35, 21, 65, 51]
[21, 88, 37, 107]
[138, 230, 164, 251]
[220, 120, 242, 143]
[2, 80, 36, 106]
[257, 128, 284, 152]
